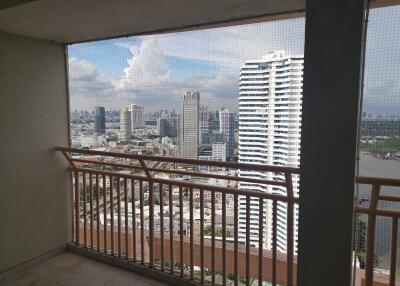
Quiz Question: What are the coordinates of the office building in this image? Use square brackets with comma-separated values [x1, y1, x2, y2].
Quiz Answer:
[94, 106, 105, 134]
[200, 107, 211, 144]
[219, 108, 235, 160]
[119, 108, 131, 141]
[178, 92, 200, 159]
[157, 117, 178, 138]
[129, 104, 144, 130]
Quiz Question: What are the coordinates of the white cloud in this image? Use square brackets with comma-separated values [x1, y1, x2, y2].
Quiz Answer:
[68, 19, 306, 111]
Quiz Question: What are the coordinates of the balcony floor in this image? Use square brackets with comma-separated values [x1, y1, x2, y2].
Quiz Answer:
[0, 252, 168, 286]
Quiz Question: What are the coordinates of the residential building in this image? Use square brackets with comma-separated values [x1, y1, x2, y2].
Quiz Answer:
[178, 92, 200, 159]
[94, 106, 105, 133]
[238, 51, 303, 253]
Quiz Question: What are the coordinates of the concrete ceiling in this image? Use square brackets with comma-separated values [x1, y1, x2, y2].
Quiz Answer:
[0, 0, 306, 44]
[0, 0, 398, 44]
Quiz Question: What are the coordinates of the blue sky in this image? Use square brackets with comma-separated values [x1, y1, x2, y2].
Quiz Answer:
[68, 6, 400, 115]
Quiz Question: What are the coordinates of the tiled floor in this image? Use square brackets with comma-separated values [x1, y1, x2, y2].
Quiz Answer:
[0, 252, 168, 286]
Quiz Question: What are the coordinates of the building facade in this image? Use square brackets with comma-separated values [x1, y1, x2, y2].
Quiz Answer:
[238, 51, 303, 254]
[129, 104, 144, 130]
[178, 92, 200, 159]
[94, 106, 105, 133]
[219, 108, 235, 160]
[200, 107, 211, 144]
[119, 108, 132, 141]
[157, 117, 178, 138]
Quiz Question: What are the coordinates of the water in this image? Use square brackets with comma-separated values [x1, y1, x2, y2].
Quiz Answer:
[359, 154, 400, 268]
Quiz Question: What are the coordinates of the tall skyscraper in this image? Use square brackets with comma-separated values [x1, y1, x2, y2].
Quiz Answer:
[178, 92, 200, 159]
[129, 104, 144, 130]
[200, 107, 210, 144]
[119, 108, 131, 141]
[219, 108, 235, 160]
[94, 106, 105, 134]
[238, 51, 303, 253]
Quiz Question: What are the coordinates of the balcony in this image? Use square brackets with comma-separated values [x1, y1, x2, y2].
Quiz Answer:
[2, 147, 391, 286]
[1, 1, 399, 286]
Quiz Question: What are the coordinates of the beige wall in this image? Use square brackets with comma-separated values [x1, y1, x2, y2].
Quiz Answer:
[0, 32, 71, 272]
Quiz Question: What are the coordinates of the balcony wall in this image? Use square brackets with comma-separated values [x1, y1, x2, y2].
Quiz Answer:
[0, 32, 70, 272]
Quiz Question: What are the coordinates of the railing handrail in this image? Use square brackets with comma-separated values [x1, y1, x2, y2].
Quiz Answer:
[356, 175, 400, 187]
[55, 146, 300, 174]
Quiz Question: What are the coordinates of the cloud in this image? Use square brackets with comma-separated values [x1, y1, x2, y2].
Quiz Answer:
[68, 19, 307, 111]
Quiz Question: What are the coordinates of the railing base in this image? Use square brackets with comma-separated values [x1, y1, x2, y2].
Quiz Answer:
[66, 244, 200, 286]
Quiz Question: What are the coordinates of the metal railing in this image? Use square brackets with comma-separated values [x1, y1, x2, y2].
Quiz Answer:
[57, 147, 400, 286]
[57, 147, 299, 286]
[355, 176, 400, 286]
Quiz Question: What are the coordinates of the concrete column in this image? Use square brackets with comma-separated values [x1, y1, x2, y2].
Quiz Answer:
[297, 1, 365, 286]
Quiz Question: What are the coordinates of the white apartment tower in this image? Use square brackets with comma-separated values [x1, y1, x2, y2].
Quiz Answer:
[178, 92, 200, 159]
[238, 51, 303, 254]
[129, 104, 144, 130]
[119, 108, 132, 141]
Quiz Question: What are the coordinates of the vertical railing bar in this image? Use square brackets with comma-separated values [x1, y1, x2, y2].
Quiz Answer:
[222, 192, 227, 286]
[234, 193, 238, 286]
[149, 180, 155, 268]
[103, 174, 107, 254]
[245, 195, 250, 286]
[140, 180, 145, 265]
[258, 198, 263, 286]
[200, 188, 205, 283]
[83, 171, 87, 247]
[160, 183, 165, 272]
[132, 179, 136, 262]
[190, 187, 194, 280]
[124, 178, 129, 260]
[285, 173, 294, 286]
[212, 190, 216, 285]
[110, 176, 115, 256]
[390, 217, 398, 286]
[169, 184, 174, 274]
[90, 173, 94, 250]
[272, 200, 277, 286]
[117, 177, 122, 258]
[96, 174, 100, 251]
[179, 186, 184, 278]
[75, 171, 80, 245]
[139, 158, 154, 267]
[365, 183, 381, 286]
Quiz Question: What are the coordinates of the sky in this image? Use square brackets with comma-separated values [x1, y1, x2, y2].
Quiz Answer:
[68, 6, 400, 115]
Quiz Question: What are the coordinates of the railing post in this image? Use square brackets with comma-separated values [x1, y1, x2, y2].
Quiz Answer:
[365, 183, 381, 286]
[285, 172, 294, 286]
[139, 159, 154, 267]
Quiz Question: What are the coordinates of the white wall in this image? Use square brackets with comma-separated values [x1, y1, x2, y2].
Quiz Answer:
[0, 32, 71, 272]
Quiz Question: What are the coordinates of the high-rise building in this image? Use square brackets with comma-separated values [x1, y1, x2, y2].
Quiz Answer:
[128, 104, 144, 130]
[119, 108, 131, 141]
[94, 106, 105, 134]
[200, 107, 210, 144]
[238, 51, 303, 254]
[157, 117, 178, 138]
[178, 92, 199, 159]
[219, 108, 235, 160]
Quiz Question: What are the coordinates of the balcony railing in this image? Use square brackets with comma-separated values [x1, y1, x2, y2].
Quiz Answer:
[355, 176, 400, 286]
[56, 147, 400, 286]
